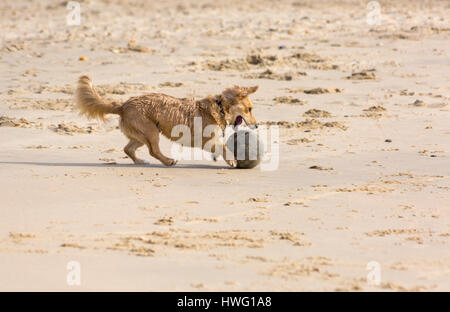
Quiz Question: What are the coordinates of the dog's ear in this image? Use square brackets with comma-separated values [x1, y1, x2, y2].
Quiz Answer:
[245, 86, 259, 95]
[222, 86, 241, 102]
[222, 85, 258, 102]
[239, 86, 259, 97]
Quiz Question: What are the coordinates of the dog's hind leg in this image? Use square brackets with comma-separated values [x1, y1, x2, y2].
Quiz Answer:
[124, 138, 145, 164]
[141, 121, 177, 167]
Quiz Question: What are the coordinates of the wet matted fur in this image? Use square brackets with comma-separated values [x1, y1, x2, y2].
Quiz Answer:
[75, 75, 258, 167]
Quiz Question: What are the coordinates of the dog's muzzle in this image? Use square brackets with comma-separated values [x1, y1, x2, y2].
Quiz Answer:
[234, 116, 258, 129]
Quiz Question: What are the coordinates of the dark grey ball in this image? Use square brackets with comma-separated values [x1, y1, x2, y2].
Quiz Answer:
[226, 130, 263, 169]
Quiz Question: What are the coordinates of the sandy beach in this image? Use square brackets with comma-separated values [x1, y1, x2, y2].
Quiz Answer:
[0, 0, 449, 291]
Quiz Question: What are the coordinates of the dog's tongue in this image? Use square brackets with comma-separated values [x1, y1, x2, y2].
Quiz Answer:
[234, 116, 243, 127]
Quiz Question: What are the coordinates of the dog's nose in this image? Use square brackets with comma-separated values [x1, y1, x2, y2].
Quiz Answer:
[255, 124, 258, 129]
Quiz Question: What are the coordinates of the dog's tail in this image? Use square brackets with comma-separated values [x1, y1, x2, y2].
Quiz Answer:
[75, 75, 121, 120]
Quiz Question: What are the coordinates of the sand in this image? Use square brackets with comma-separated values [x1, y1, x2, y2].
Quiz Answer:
[0, 0, 449, 291]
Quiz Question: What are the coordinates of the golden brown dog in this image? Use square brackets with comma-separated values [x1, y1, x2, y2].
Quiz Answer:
[75, 76, 258, 167]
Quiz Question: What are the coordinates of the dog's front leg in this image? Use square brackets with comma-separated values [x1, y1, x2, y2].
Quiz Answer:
[221, 144, 237, 168]
[210, 143, 236, 167]
[207, 132, 237, 168]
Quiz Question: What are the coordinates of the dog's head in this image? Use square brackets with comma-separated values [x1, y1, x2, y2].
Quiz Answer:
[219, 85, 259, 129]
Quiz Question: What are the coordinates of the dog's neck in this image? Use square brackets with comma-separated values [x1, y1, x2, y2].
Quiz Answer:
[196, 96, 227, 131]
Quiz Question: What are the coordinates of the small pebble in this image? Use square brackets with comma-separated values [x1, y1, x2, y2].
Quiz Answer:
[411, 99, 425, 107]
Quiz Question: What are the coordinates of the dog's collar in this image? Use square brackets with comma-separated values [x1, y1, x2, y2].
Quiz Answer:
[215, 97, 225, 116]
[215, 97, 227, 135]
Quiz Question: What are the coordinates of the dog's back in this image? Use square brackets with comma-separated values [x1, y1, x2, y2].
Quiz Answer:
[121, 93, 199, 139]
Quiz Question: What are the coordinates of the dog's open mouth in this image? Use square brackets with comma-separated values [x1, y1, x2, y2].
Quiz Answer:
[234, 115, 244, 127]
[233, 115, 258, 129]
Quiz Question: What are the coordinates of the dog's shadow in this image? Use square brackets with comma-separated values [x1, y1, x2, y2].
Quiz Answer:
[0, 161, 230, 170]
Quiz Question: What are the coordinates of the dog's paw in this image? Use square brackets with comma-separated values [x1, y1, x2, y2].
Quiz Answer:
[164, 158, 177, 166]
[227, 159, 237, 168]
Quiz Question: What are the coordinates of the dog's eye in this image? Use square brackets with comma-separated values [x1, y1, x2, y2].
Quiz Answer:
[249, 108, 252, 113]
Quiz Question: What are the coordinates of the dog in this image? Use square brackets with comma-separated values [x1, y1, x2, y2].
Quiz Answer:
[75, 76, 258, 167]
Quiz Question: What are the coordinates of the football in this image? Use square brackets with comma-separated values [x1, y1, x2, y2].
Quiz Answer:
[226, 129, 264, 169]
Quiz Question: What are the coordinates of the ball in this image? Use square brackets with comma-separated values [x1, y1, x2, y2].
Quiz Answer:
[226, 130, 264, 169]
